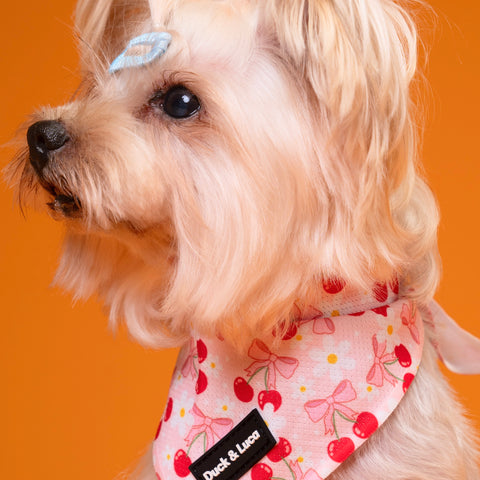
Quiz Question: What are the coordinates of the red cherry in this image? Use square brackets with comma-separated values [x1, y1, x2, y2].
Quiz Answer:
[251, 463, 273, 480]
[372, 305, 389, 317]
[327, 437, 355, 463]
[267, 437, 292, 462]
[389, 277, 399, 294]
[164, 397, 173, 422]
[197, 339, 208, 363]
[173, 449, 192, 477]
[373, 282, 388, 302]
[195, 370, 208, 394]
[403, 373, 415, 393]
[349, 311, 365, 317]
[258, 390, 282, 412]
[156, 473, 162, 480]
[353, 412, 378, 439]
[154, 420, 162, 440]
[234, 377, 254, 402]
[323, 277, 346, 294]
[273, 321, 298, 340]
[394, 344, 412, 367]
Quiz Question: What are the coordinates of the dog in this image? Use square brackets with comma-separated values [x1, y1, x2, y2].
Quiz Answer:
[5, 0, 480, 479]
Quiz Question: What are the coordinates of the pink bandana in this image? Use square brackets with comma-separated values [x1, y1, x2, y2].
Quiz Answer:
[152, 282, 479, 480]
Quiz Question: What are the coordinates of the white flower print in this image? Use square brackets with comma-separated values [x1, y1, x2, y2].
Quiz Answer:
[355, 380, 382, 401]
[214, 392, 233, 415]
[310, 336, 356, 384]
[290, 375, 311, 402]
[375, 311, 401, 351]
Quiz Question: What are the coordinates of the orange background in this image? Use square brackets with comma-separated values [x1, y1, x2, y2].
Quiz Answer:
[0, 1, 479, 479]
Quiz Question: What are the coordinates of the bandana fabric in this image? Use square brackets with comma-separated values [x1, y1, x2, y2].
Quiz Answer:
[153, 281, 427, 480]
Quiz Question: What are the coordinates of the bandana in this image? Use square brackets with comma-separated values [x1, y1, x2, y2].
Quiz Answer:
[152, 281, 434, 480]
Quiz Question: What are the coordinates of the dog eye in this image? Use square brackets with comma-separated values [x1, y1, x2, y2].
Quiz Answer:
[149, 85, 200, 119]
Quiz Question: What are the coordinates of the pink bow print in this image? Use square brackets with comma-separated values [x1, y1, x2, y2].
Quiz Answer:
[245, 339, 299, 390]
[181, 339, 197, 379]
[366, 335, 398, 387]
[304, 380, 358, 434]
[312, 317, 335, 335]
[294, 304, 336, 335]
[290, 460, 324, 480]
[401, 302, 421, 344]
[185, 404, 233, 451]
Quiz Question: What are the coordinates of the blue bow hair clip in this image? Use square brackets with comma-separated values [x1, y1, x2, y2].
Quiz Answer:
[109, 32, 172, 74]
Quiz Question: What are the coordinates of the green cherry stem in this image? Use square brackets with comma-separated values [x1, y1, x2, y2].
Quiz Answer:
[332, 410, 340, 440]
[383, 363, 404, 382]
[246, 366, 268, 385]
[384, 359, 399, 366]
[282, 457, 296, 480]
[186, 432, 207, 456]
[264, 366, 270, 392]
[192, 355, 199, 375]
[336, 410, 356, 424]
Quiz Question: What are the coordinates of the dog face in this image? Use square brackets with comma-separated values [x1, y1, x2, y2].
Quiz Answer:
[5, 0, 440, 348]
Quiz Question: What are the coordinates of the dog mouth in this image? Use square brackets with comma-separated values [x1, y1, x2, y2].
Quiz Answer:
[43, 183, 82, 217]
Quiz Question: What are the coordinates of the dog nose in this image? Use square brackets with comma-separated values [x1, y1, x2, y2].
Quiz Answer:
[27, 120, 69, 174]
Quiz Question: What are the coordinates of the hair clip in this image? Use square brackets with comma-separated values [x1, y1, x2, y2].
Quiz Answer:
[109, 32, 172, 74]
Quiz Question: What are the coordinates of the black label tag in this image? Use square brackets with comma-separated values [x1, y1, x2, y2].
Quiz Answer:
[189, 409, 277, 480]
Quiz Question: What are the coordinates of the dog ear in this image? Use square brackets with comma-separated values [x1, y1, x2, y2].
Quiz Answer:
[264, 0, 418, 165]
[263, 0, 434, 282]
[74, 0, 150, 72]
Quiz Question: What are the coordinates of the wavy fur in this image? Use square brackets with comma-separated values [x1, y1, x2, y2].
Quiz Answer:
[5, 0, 478, 478]
[31, 0, 440, 348]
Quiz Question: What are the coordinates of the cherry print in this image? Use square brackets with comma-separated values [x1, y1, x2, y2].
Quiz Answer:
[267, 437, 292, 462]
[273, 321, 298, 340]
[353, 411, 378, 439]
[349, 311, 365, 317]
[389, 277, 399, 294]
[251, 463, 273, 480]
[403, 373, 415, 393]
[197, 339, 208, 363]
[327, 437, 355, 463]
[234, 377, 254, 402]
[164, 397, 173, 422]
[156, 473, 162, 480]
[258, 389, 282, 412]
[373, 282, 388, 302]
[394, 344, 412, 367]
[195, 370, 208, 394]
[154, 420, 162, 440]
[173, 449, 192, 477]
[323, 277, 346, 294]
[372, 305, 389, 317]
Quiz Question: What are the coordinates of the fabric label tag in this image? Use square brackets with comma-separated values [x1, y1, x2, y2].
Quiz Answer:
[189, 409, 277, 480]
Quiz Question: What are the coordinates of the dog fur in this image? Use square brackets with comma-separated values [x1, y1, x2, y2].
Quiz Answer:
[5, 0, 479, 478]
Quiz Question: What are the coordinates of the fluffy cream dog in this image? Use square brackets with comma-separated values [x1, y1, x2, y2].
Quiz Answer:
[6, 0, 480, 479]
